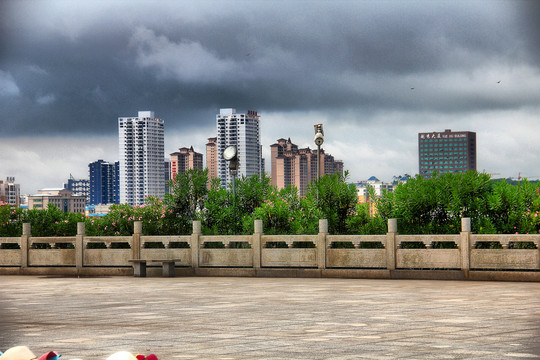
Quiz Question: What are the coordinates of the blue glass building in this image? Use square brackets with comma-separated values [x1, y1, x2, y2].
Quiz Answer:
[89, 160, 119, 205]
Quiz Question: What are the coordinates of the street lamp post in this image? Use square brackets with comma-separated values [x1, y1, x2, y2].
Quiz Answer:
[314, 124, 324, 181]
[223, 145, 238, 199]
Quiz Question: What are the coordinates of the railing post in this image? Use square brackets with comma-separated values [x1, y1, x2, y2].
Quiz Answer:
[76, 222, 85, 274]
[460, 217, 471, 276]
[21, 223, 31, 269]
[253, 220, 263, 270]
[133, 221, 142, 260]
[318, 219, 328, 270]
[191, 220, 201, 271]
[386, 219, 397, 270]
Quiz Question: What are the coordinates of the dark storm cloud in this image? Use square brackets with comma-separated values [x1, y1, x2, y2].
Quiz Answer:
[518, 0, 540, 62]
[0, 0, 537, 137]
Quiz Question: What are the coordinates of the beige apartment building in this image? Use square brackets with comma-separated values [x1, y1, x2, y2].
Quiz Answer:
[270, 138, 344, 196]
[206, 137, 218, 185]
[28, 188, 86, 213]
[170, 146, 203, 181]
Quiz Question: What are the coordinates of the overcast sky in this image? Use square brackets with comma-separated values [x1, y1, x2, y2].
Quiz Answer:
[1, 0, 540, 194]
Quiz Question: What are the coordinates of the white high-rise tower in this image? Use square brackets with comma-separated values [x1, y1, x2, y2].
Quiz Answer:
[216, 108, 262, 188]
[118, 111, 165, 206]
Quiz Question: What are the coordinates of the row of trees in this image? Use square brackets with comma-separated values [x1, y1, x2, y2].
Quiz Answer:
[1, 170, 539, 237]
[375, 172, 540, 235]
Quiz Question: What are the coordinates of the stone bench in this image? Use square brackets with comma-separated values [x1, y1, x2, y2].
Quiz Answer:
[129, 259, 181, 277]
[152, 259, 181, 277]
[128, 259, 147, 277]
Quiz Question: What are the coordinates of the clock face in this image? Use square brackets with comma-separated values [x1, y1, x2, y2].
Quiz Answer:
[223, 145, 237, 160]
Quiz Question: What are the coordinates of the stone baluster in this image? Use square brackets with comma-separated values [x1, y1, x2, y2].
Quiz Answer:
[460, 217, 471, 276]
[253, 220, 263, 270]
[191, 220, 201, 271]
[133, 221, 142, 260]
[21, 223, 31, 270]
[318, 219, 328, 269]
[76, 222, 85, 274]
[386, 219, 397, 271]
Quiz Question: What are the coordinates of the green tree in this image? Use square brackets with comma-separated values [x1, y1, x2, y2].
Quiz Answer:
[23, 205, 84, 236]
[0, 204, 24, 237]
[375, 172, 540, 234]
[305, 172, 358, 234]
[248, 186, 298, 234]
[165, 168, 209, 233]
[486, 179, 538, 234]
[235, 173, 272, 215]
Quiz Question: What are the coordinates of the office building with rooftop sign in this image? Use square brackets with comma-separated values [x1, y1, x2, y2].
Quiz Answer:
[418, 129, 476, 178]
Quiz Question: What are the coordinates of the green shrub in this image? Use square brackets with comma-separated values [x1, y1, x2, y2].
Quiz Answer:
[144, 242, 165, 248]
[399, 241, 426, 249]
[110, 242, 131, 249]
[86, 242, 107, 249]
[359, 241, 385, 249]
[292, 241, 316, 248]
[31, 243, 52, 249]
[54, 242, 75, 249]
[431, 241, 458, 249]
[508, 241, 537, 249]
[265, 241, 289, 248]
[0, 243, 20, 249]
[474, 241, 503, 249]
[229, 241, 251, 249]
[169, 241, 190, 248]
[203, 241, 225, 249]
[330, 241, 355, 249]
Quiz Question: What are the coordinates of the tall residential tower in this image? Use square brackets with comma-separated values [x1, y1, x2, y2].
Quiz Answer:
[216, 109, 262, 188]
[118, 111, 165, 206]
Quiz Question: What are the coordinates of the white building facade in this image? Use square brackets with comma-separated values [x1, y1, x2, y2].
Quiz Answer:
[118, 111, 165, 206]
[355, 176, 394, 198]
[216, 108, 262, 188]
[0, 177, 20, 206]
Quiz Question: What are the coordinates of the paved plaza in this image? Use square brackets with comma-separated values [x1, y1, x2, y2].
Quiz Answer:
[1, 276, 539, 359]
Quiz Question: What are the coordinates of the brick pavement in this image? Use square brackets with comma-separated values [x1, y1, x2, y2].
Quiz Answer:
[1, 276, 539, 359]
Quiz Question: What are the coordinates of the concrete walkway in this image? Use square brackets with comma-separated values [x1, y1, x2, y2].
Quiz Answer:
[1, 276, 539, 359]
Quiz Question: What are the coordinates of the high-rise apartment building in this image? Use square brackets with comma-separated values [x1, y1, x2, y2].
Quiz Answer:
[118, 111, 165, 206]
[89, 160, 119, 205]
[216, 108, 262, 188]
[270, 138, 344, 196]
[206, 137, 218, 185]
[170, 146, 203, 181]
[65, 175, 90, 205]
[0, 177, 20, 206]
[418, 129, 476, 178]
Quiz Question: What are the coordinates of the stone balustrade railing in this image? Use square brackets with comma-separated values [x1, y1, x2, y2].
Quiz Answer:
[0, 218, 539, 281]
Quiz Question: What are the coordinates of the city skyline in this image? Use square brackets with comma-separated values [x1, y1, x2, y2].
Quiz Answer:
[2, 1, 540, 194]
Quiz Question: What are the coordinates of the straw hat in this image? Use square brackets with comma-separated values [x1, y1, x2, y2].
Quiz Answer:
[105, 352, 136, 360]
[0, 346, 36, 360]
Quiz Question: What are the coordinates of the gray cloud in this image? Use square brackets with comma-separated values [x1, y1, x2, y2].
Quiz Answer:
[0, 70, 20, 97]
[1, 0, 539, 192]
